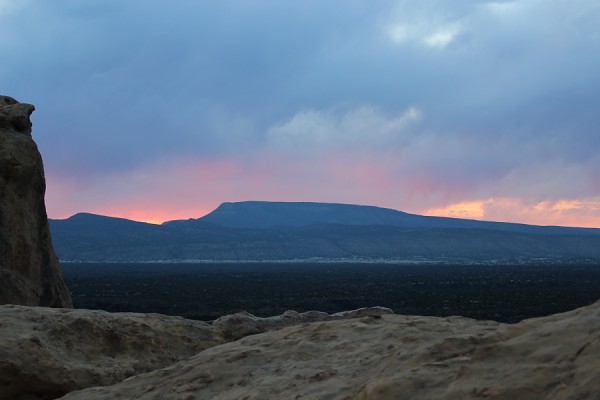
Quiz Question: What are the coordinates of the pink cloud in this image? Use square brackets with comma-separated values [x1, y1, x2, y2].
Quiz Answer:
[45, 150, 600, 229]
[423, 197, 600, 228]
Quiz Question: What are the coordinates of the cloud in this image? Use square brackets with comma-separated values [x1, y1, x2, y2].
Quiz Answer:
[1, 1, 600, 227]
[387, 22, 462, 48]
[46, 157, 244, 223]
[0, 0, 27, 16]
[425, 197, 600, 228]
[41, 83, 600, 228]
[485, 1, 521, 15]
[266, 106, 422, 151]
[423, 24, 462, 48]
[46, 148, 600, 228]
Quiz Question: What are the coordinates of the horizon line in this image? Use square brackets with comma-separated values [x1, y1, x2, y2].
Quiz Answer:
[47, 200, 600, 230]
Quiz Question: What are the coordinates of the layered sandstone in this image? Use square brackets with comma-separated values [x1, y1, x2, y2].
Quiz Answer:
[0, 305, 397, 400]
[59, 300, 600, 400]
[0, 305, 224, 400]
[1, 297, 598, 400]
[0, 95, 72, 307]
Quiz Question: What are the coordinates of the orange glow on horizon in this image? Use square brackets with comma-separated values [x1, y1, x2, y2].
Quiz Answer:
[47, 197, 600, 229]
[45, 155, 600, 229]
[95, 207, 216, 224]
[46, 208, 213, 224]
[421, 197, 600, 228]
[423, 201, 485, 220]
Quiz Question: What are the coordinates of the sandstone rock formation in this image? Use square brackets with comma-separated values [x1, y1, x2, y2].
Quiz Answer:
[0, 95, 72, 307]
[60, 300, 600, 400]
[0, 305, 224, 400]
[212, 306, 394, 340]
[0, 305, 395, 400]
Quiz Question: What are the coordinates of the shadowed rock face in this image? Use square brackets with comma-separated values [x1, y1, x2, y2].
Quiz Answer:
[0, 95, 72, 307]
[0, 305, 224, 400]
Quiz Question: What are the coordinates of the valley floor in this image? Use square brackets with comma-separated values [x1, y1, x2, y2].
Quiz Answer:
[62, 262, 600, 323]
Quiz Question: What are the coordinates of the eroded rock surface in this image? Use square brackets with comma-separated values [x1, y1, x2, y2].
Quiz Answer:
[213, 306, 394, 340]
[60, 300, 600, 400]
[0, 305, 224, 400]
[0, 95, 72, 307]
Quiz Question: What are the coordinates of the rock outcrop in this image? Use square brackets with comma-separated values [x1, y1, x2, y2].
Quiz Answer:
[213, 306, 394, 340]
[0, 305, 394, 400]
[0, 95, 72, 307]
[1, 298, 599, 399]
[0, 305, 224, 400]
[59, 300, 600, 400]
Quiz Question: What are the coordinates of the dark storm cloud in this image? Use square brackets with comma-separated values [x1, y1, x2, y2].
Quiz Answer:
[1, 1, 398, 170]
[1, 0, 600, 224]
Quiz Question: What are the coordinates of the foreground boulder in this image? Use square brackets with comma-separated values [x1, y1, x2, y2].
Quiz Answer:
[0, 305, 224, 400]
[0, 95, 72, 307]
[60, 300, 600, 400]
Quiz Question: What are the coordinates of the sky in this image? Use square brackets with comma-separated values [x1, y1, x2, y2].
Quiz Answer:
[1, 0, 600, 227]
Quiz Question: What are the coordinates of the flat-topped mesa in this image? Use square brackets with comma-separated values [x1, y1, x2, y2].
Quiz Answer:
[0, 95, 72, 307]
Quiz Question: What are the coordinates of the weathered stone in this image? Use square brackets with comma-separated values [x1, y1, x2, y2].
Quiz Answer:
[212, 307, 391, 341]
[330, 305, 394, 318]
[0, 95, 72, 307]
[0, 305, 224, 400]
[61, 300, 600, 400]
[0, 95, 34, 136]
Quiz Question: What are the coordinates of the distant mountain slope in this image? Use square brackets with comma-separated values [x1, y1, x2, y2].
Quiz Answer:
[196, 201, 414, 228]
[195, 201, 599, 236]
[56, 213, 158, 233]
[49, 201, 600, 263]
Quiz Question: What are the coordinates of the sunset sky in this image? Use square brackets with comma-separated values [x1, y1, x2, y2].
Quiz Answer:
[2, 1, 600, 227]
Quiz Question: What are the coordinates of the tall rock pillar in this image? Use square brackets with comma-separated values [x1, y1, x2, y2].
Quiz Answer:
[0, 95, 72, 307]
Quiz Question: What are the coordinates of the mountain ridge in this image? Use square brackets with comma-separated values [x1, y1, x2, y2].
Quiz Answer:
[198, 201, 600, 235]
[49, 201, 600, 263]
[56, 201, 600, 234]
